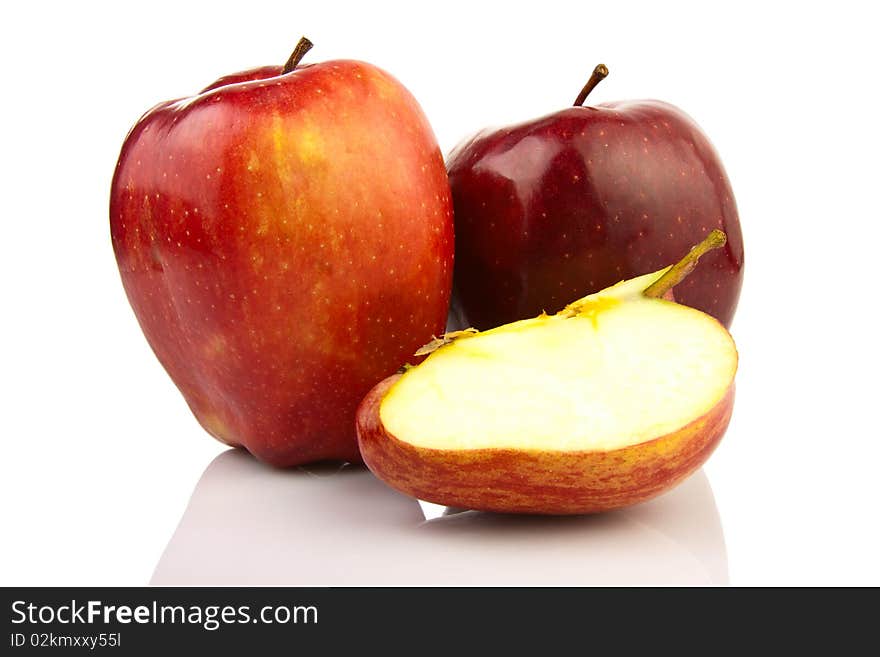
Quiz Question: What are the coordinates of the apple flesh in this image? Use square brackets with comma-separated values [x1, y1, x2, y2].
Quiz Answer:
[357, 234, 737, 514]
[446, 65, 743, 330]
[110, 40, 454, 466]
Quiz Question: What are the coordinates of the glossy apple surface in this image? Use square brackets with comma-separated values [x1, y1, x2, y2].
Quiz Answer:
[110, 44, 453, 466]
[447, 91, 743, 330]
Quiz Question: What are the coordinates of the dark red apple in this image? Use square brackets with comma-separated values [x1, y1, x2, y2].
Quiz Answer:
[446, 65, 743, 330]
[110, 39, 454, 467]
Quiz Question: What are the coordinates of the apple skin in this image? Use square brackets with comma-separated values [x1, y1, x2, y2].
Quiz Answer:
[357, 374, 734, 514]
[110, 58, 453, 467]
[446, 100, 743, 330]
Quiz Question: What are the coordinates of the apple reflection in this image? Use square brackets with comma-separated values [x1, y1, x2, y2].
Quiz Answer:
[152, 449, 727, 585]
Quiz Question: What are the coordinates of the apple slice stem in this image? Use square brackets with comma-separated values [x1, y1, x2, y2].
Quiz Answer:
[643, 229, 727, 299]
[573, 64, 609, 106]
[282, 36, 314, 74]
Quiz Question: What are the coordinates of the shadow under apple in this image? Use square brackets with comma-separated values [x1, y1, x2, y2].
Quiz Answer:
[418, 471, 728, 585]
[152, 449, 727, 585]
[151, 449, 425, 586]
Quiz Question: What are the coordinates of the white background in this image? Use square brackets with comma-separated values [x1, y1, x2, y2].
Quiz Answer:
[1, 0, 878, 585]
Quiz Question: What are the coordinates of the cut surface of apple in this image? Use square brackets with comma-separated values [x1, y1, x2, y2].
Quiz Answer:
[382, 271, 735, 454]
[357, 236, 737, 514]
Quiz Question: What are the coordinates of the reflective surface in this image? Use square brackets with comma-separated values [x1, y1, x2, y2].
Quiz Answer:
[153, 449, 727, 585]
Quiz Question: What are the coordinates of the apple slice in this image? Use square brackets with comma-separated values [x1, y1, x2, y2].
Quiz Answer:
[357, 231, 737, 514]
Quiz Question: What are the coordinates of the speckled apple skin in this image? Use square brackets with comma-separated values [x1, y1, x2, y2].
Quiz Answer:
[110, 60, 453, 467]
[357, 374, 735, 514]
[446, 101, 743, 330]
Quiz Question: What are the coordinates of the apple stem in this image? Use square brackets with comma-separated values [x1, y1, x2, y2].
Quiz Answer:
[282, 36, 314, 74]
[643, 229, 728, 299]
[573, 64, 609, 106]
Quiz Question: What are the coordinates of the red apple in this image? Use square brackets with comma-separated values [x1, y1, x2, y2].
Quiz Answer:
[446, 64, 743, 330]
[110, 39, 454, 467]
